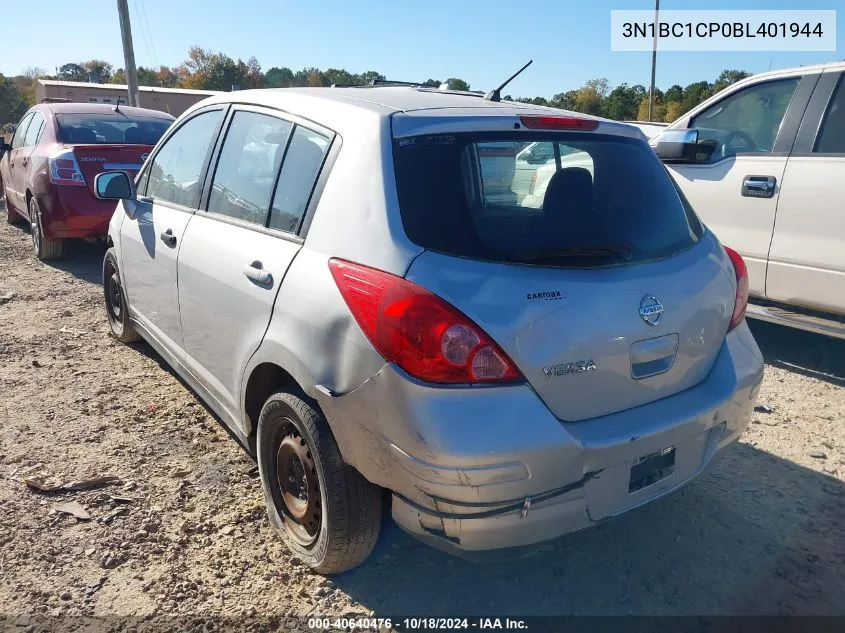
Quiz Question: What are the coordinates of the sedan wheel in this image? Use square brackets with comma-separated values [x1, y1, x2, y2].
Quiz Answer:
[103, 247, 140, 343]
[29, 197, 63, 260]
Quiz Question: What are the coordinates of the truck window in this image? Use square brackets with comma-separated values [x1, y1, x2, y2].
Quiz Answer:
[814, 74, 845, 154]
[690, 78, 800, 162]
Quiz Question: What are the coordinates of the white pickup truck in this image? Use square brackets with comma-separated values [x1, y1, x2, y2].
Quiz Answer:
[650, 61, 845, 339]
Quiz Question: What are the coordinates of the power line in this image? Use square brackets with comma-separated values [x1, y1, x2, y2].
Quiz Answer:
[132, 0, 155, 68]
[137, 0, 159, 68]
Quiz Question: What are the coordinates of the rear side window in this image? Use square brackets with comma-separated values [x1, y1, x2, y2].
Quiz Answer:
[11, 113, 33, 150]
[268, 126, 329, 233]
[814, 74, 845, 153]
[56, 113, 171, 145]
[393, 132, 703, 267]
[207, 111, 292, 225]
[24, 112, 44, 147]
[145, 110, 224, 208]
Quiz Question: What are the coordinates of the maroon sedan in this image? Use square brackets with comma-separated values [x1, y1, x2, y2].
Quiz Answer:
[0, 103, 173, 259]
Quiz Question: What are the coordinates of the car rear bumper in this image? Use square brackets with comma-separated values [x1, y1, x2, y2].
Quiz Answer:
[314, 321, 763, 554]
[37, 185, 116, 239]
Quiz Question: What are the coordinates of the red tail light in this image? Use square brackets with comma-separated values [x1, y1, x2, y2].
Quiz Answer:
[48, 148, 86, 187]
[329, 259, 522, 384]
[725, 247, 749, 332]
[519, 115, 599, 131]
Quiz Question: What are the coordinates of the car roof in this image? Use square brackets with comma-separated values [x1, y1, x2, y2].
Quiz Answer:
[35, 102, 175, 119]
[198, 86, 643, 139]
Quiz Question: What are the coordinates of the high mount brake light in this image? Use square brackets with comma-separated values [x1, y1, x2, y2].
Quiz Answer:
[519, 115, 599, 131]
[724, 247, 749, 332]
[329, 259, 522, 384]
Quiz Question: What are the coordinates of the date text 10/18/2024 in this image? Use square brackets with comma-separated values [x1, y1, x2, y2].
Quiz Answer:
[307, 617, 529, 630]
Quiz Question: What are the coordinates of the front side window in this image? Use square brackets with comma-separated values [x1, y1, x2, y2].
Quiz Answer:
[268, 126, 330, 233]
[24, 112, 44, 147]
[145, 109, 224, 208]
[690, 77, 800, 162]
[814, 74, 845, 154]
[11, 113, 33, 150]
[207, 111, 292, 226]
[393, 132, 703, 267]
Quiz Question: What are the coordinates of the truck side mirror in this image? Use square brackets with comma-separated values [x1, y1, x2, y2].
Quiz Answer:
[652, 129, 699, 162]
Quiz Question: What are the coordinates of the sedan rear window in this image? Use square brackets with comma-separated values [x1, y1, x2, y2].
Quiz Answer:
[393, 132, 703, 267]
[56, 113, 172, 145]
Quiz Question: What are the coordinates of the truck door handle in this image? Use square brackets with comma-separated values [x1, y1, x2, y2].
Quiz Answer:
[742, 175, 776, 198]
[243, 261, 273, 286]
[159, 229, 177, 247]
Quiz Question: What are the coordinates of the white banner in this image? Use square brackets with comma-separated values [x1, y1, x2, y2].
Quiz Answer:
[610, 10, 836, 52]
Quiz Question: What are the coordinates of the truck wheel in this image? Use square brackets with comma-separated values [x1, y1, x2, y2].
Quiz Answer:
[103, 248, 140, 343]
[29, 197, 63, 260]
[257, 390, 382, 574]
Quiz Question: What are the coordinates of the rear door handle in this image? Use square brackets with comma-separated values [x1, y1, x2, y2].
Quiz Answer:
[243, 261, 273, 286]
[159, 229, 177, 247]
[741, 175, 776, 198]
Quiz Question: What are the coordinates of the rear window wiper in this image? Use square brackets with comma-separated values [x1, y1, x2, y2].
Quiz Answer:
[507, 244, 636, 263]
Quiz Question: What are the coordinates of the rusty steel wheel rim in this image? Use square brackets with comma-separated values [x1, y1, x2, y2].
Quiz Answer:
[275, 425, 321, 547]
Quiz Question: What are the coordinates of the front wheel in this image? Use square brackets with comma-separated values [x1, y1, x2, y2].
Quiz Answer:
[257, 390, 383, 574]
[29, 197, 63, 260]
[103, 248, 140, 343]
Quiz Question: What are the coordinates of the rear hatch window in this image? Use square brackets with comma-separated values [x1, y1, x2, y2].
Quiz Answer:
[56, 113, 171, 145]
[393, 132, 703, 267]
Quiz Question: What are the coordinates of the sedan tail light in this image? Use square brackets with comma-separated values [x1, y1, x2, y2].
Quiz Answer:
[329, 259, 522, 384]
[48, 148, 86, 187]
[725, 247, 749, 332]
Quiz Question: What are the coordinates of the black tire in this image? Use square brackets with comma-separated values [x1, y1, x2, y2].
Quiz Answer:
[257, 390, 382, 574]
[103, 247, 140, 343]
[29, 197, 63, 260]
[2, 176, 23, 225]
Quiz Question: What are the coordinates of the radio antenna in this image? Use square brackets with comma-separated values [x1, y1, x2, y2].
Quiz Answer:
[484, 60, 533, 102]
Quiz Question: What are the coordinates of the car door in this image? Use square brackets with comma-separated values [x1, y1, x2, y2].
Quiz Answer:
[177, 106, 332, 418]
[4, 112, 34, 213]
[119, 106, 226, 359]
[17, 111, 45, 220]
[662, 74, 815, 298]
[765, 70, 845, 314]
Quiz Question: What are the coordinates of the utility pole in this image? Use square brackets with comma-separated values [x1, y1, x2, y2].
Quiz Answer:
[117, 0, 139, 107]
[647, 0, 659, 121]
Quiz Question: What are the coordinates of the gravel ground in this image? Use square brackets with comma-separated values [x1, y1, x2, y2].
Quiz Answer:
[1, 201, 844, 629]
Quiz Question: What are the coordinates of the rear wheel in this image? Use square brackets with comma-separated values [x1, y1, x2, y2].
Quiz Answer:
[103, 248, 140, 343]
[29, 197, 63, 260]
[257, 390, 382, 574]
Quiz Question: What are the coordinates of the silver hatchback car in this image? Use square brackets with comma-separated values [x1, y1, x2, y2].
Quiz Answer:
[95, 87, 764, 574]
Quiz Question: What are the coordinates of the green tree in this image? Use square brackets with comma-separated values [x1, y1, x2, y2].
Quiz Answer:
[82, 59, 113, 83]
[265, 66, 294, 88]
[0, 74, 28, 125]
[682, 80, 712, 112]
[664, 84, 684, 103]
[712, 69, 751, 93]
[57, 63, 87, 82]
[446, 77, 470, 91]
[603, 83, 646, 120]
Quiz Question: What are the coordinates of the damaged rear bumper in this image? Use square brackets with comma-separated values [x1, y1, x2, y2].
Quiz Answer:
[313, 322, 764, 553]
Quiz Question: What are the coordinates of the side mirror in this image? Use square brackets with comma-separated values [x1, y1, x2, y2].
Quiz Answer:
[0, 139, 11, 158]
[652, 128, 699, 162]
[94, 171, 135, 200]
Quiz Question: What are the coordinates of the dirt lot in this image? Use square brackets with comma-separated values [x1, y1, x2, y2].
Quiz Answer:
[1, 200, 844, 628]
